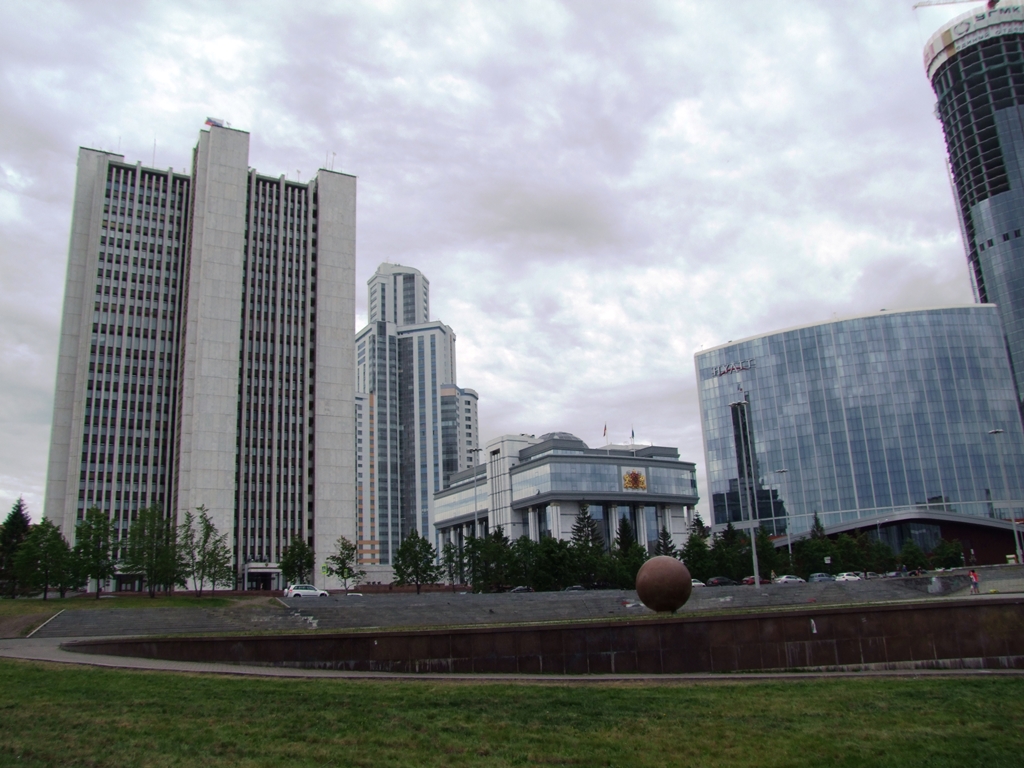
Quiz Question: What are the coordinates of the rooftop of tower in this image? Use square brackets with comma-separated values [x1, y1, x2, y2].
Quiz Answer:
[923, 4, 1024, 79]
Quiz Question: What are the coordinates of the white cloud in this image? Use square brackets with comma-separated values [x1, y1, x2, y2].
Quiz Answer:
[0, 0, 981, 521]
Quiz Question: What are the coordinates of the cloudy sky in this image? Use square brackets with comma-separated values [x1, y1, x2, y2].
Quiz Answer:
[0, 0, 977, 520]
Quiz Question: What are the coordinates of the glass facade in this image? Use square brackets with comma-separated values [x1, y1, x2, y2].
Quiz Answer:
[510, 461, 697, 501]
[927, 12, 1024, 407]
[696, 307, 1024, 537]
[435, 433, 699, 555]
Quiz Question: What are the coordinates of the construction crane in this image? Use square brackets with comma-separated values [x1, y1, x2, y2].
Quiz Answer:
[912, 0, 999, 9]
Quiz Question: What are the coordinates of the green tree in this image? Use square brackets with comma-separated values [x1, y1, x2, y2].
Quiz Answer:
[393, 529, 441, 594]
[279, 539, 315, 585]
[569, 505, 605, 588]
[753, 526, 780, 580]
[835, 533, 864, 573]
[440, 540, 464, 591]
[680, 527, 713, 582]
[899, 539, 929, 571]
[793, 534, 837, 578]
[710, 523, 748, 581]
[471, 526, 514, 593]
[325, 535, 365, 592]
[179, 506, 235, 596]
[0, 497, 32, 598]
[463, 534, 482, 591]
[864, 537, 897, 574]
[13, 519, 75, 600]
[809, 512, 828, 540]
[930, 538, 965, 569]
[570, 505, 603, 549]
[613, 517, 647, 589]
[74, 507, 116, 599]
[690, 512, 710, 540]
[653, 526, 677, 557]
[56, 544, 85, 598]
[533, 536, 574, 591]
[508, 535, 538, 589]
[122, 505, 185, 597]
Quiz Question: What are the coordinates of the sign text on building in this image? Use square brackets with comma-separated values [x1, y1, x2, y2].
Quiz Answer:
[712, 359, 756, 378]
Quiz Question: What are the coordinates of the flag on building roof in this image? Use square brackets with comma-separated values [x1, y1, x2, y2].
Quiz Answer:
[205, 117, 225, 128]
[603, 423, 607, 438]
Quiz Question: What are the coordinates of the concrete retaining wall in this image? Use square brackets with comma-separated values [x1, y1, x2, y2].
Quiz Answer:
[65, 597, 1024, 674]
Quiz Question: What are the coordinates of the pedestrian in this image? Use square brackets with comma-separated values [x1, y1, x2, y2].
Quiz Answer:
[969, 569, 980, 595]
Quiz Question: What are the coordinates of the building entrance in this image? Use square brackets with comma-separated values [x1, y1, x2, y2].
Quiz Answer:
[247, 572, 274, 591]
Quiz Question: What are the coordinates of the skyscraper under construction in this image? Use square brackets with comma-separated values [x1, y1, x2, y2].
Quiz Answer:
[926, 5, 1024, 413]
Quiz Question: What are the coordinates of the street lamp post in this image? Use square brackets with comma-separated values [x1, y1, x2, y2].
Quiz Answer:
[989, 429, 1023, 565]
[470, 447, 483, 540]
[733, 399, 761, 590]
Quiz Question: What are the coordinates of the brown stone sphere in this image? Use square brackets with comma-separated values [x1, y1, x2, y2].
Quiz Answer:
[635, 556, 692, 613]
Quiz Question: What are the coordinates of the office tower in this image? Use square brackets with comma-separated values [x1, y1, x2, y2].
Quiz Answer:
[44, 124, 356, 590]
[354, 264, 478, 573]
[440, 384, 479, 489]
[695, 306, 1024, 564]
[925, 7, 1024, 411]
[367, 262, 430, 325]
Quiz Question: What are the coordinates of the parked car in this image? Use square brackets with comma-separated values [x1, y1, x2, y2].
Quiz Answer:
[773, 574, 806, 584]
[562, 585, 586, 591]
[742, 575, 772, 585]
[706, 576, 738, 587]
[284, 584, 328, 598]
[864, 572, 882, 580]
[691, 579, 706, 588]
[808, 573, 835, 582]
[835, 572, 862, 582]
[509, 585, 534, 593]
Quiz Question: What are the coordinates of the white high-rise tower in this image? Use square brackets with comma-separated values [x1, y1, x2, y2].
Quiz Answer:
[45, 123, 356, 590]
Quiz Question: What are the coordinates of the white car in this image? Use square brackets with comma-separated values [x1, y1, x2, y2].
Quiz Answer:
[835, 572, 862, 582]
[691, 579, 706, 588]
[773, 574, 806, 584]
[284, 584, 329, 597]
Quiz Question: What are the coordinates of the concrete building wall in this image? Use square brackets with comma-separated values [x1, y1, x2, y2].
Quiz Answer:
[45, 148, 122, 536]
[45, 124, 357, 591]
[311, 169, 357, 587]
[175, 127, 249, 541]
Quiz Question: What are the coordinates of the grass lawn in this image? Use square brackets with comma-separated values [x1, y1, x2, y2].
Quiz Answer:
[0, 660, 1021, 767]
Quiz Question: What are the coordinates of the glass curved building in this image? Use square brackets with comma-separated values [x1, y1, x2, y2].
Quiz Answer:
[695, 306, 1024, 564]
[925, 7, 1024, 408]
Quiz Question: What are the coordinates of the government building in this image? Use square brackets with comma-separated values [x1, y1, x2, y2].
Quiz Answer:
[44, 123, 356, 590]
[434, 432, 699, 555]
[695, 306, 1024, 564]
